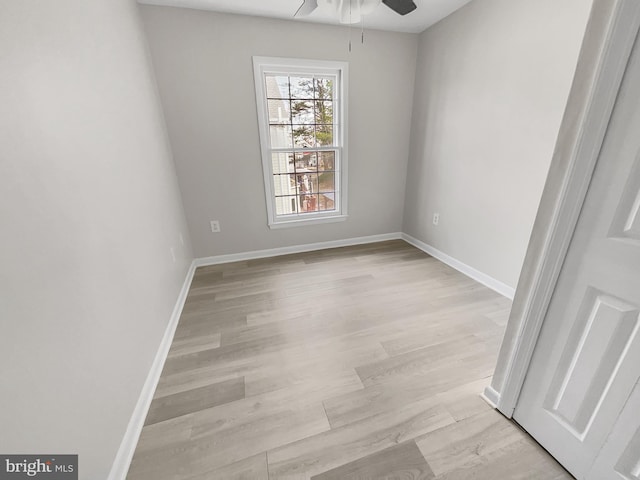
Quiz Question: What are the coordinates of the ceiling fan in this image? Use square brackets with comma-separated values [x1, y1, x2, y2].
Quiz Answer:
[295, 0, 417, 24]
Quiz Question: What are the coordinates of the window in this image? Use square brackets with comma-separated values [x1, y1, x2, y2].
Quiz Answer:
[253, 57, 348, 228]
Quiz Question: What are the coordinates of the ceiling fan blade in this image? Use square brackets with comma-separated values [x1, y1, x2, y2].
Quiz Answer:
[294, 0, 319, 17]
[382, 0, 417, 15]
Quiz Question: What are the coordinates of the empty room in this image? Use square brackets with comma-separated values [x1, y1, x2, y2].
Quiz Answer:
[3, 0, 640, 479]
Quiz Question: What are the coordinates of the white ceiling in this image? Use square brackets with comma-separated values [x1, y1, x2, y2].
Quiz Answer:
[137, 0, 475, 34]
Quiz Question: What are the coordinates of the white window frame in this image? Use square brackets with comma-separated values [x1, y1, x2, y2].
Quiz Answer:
[252, 56, 349, 229]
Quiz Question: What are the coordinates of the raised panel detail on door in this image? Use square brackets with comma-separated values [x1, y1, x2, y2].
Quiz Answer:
[609, 154, 640, 244]
[587, 381, 640, 480]
[544, 290, 639, 439]
[616, 425, 640, 479]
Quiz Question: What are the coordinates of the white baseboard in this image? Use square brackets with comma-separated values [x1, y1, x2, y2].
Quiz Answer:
[482, 385, 501, 409]
[107, 260, 197, 480]
[194, 232, 403, 267]
[401, 233, 515, 299]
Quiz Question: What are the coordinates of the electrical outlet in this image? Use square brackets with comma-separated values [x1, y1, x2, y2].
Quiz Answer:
[433, 213, 440, 226]
[210, 220, 221, 233]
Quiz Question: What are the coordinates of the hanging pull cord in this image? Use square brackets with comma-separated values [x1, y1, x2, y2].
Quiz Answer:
[348, 0, 352, 52]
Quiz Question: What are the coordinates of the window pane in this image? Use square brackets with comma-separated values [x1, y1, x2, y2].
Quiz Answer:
[290, 76, 314, 99]
[267, 99, 291, 124]
[293, 125, 315, 148]
[318, 151, 335, 171]
[265, 75, 289, 99]
[299, 194, 319, 212]
[319, 171, 335, 193]
[296, 173, 318, 196]
[319, 192, 336, 211]
[316, 125, 333, 146]
[273, 174, 297, 197]
[275, 195, 298, 215]
[294, 152, 317, 172]
[314, 101, 333, 124]
[270, 125, 292, 148]
[291, 100, 314, 124]
[315, 77, 334, 100]
[271, 153, 295, 174]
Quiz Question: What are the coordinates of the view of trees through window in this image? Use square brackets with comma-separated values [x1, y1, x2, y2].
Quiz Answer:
[266, 73, 338, 216]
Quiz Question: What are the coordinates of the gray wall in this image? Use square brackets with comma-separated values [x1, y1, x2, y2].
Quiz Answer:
[140, 6, 418, 258]
[0, 1, 193, 478]
[403, 0, 592, 288]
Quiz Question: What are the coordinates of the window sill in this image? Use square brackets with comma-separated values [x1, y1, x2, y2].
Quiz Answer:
[268, 214, 348, 229]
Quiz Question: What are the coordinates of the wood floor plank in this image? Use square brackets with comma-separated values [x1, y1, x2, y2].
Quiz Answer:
[310, 441, 434, 480]
[379, 315, 502, 357]
[184, 453, 269, 480]
[133, 413, 193, 455]
[355, 336, 495, 388]
[173, 311, 247, 338]
[245, 365, 364, 399]
[168, 332, 221, 358]
[431, 438, 571, 480]
[434, 378, 494, 422]
[267, 400, 455, 480]
[145, 377, 245, 425]
[324, 353, 495, 429]
[416, 408, 570, 479]
[129, 401, 329, 479]
[153, 364, 243, 399]
[416, 409, 525, 476]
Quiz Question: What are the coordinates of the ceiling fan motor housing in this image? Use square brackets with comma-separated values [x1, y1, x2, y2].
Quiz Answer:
[317, 0, 382, 24]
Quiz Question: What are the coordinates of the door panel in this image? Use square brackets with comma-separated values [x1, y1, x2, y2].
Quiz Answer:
[544, 290, 639, 439]
[513, 32, 640, 480]
[610, 158, 640, 244]
[587, 381, 640, 480]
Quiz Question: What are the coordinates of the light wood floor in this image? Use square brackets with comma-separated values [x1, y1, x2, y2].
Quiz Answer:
[127, 240, 572, 480]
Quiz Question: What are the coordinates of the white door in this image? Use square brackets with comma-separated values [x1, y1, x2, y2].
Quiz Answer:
[513, 31, 640, 480]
